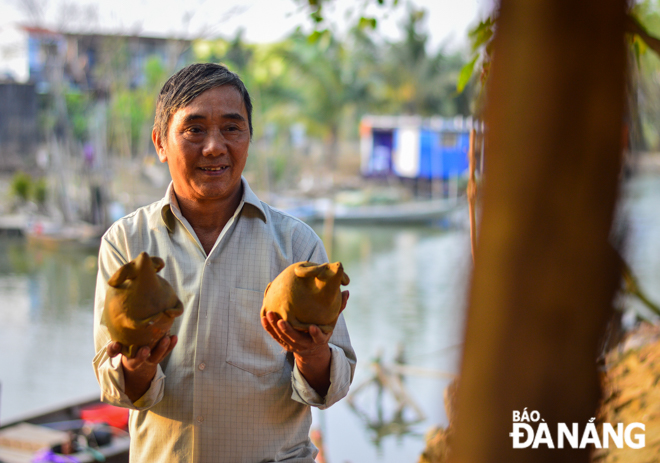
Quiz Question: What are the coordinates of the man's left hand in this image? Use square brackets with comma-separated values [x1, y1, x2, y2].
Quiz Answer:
[260, 290, 349, 357]
[261, 290, 349, 397]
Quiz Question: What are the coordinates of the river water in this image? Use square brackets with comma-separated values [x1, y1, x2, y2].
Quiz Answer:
[2, 171, 659, 462]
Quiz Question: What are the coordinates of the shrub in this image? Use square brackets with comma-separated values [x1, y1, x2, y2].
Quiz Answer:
[10, 172, 31, 202]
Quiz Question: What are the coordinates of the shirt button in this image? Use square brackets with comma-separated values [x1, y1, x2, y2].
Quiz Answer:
[197, 416, 204, 423]
[198, 363, 206, 371]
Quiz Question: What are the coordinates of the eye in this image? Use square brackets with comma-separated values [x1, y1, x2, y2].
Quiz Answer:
[181, 126, 206, 139]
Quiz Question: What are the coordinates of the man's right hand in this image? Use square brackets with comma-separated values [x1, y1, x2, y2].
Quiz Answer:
[106, 335, 178, 404]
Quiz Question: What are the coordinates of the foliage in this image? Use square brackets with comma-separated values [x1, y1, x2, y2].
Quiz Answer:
[94, 38, 171, 157]
[10, 172, 31, 202]
[111, 56, 168, 157]
[292, 0, 399, 33]
[373, 6, 471, 116]
[622, 1, 660, 149]
[64, 91, 92, 141]
[9, 172, 47, 205]
[277, 30, 369, 134]
[457, 16, 495, 95]
[456, 2, 660, 148]
[33, 178, 47, 205]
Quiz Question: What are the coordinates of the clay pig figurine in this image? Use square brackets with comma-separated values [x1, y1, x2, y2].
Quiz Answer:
[102, 252, 184, 358]
[261, 261, 350, 334]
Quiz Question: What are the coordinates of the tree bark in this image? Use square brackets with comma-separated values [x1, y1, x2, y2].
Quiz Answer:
[449, 1, 626, 462]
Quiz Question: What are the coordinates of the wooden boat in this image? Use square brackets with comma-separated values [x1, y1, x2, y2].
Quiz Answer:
[329, 197, 464, 225]
[0, 394, 129, 463]
[282, 197, 465, 226]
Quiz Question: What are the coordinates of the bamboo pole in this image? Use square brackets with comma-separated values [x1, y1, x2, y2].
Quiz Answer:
[467, 128, 478, 263]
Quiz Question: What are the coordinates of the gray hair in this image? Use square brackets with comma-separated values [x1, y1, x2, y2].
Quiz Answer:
[154, 62, 253, 140]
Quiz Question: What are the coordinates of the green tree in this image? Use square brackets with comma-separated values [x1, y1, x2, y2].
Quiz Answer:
[276, 29, 373, 170]
[95, 38, 170, 157]
[64, 91, 92, 141]
[629, 0, 660, 149]
[10, 172, 31, 202]
[373, 6, 471, 116]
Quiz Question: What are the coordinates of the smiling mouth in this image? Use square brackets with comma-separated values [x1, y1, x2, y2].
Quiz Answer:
[199, 166, 229, 172]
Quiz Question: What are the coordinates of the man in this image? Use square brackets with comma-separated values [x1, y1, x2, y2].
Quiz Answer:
[92, 63, 356, 462]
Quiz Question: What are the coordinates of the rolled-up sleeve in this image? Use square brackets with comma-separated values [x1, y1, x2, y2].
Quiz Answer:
[291, 341, 355, 409]
[92, 344, 166, 410]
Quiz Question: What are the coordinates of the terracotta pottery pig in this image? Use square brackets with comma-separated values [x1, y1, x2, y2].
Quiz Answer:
[261, 261, 350, 334]
[102, 252, 184, 358]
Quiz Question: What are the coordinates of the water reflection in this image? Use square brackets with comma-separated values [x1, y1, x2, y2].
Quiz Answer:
[0, 238, 100, 421]
[346, 347, 427, 451]
[311, 223, 470, 463]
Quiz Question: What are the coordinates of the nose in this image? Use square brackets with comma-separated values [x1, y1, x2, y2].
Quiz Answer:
[202, 129, 228, 157]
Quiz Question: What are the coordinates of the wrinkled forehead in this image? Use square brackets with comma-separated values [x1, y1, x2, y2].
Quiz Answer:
[169, 84, 246, 120]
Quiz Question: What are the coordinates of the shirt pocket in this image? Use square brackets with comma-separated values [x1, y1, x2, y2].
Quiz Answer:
[226, 287, 286, 377]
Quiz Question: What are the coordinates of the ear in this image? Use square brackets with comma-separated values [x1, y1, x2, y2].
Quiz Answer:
[153, 128, 168, 163]
[294, 262, 323, 279]
[150, 256, 165, 272]
[108, 262, 138, 287]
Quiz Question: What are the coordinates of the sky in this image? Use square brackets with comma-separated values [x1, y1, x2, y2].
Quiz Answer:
[0, 0, 493, 52]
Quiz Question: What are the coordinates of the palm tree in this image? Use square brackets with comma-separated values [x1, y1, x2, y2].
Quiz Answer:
[277, 29, 373, 171]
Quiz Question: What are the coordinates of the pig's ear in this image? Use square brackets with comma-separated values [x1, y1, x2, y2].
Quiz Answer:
[150, 256, 165, 272]
[108, 262, 138, 287]
[294, 262, 323, 279]
[341, 272, 350, 285]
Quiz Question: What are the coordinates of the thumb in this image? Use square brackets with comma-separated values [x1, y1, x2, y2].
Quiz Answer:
[309, 324, 330, 342]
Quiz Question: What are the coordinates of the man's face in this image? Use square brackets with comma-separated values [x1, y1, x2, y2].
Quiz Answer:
[154, 85, 250, 205]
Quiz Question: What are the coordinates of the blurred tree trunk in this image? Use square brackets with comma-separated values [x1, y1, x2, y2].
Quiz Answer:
[450, 1, 626, 462]
[327, 123, 339, 172]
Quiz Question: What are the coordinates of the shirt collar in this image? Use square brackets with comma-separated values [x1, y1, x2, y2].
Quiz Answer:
[159, 176, 267, 232]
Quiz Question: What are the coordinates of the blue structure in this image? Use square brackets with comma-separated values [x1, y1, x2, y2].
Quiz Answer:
[360, 115, 471, 180]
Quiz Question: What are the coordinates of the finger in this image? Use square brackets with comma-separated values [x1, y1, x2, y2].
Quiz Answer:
[262, 314, 289, 348]
[106, 341, 123, 358]
[138, 346, 151, 362]
[261, 314, 274, 335]
[277, 319, 305, 344]
[262, 313, 282, 338]
[308, 324, 331, 344]
[122, 346, 151, 371]
[269, 313, 299, 342]
[155, 337, 177, 362]
[266, 311, 282, 325]
[148, 335, 171, 362]
[265, 312, 286, 336]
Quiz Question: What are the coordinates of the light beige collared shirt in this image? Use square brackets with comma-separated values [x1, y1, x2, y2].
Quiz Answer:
[92, 178, 356, 463]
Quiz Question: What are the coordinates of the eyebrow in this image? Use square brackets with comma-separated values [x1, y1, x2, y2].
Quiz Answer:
[183, 113, 246, 123]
